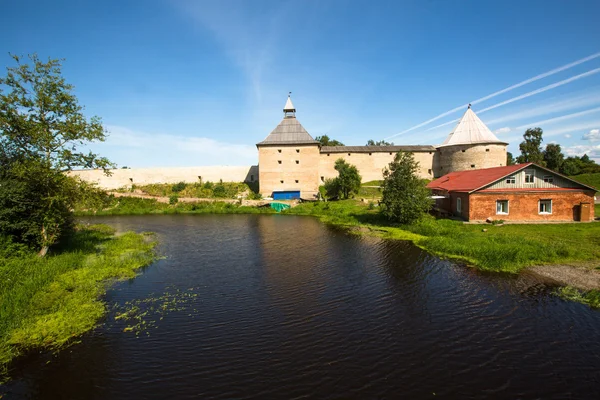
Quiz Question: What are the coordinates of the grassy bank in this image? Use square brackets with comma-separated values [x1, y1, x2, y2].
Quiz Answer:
[571, 173, 600, 194]
[284, 200, 600, 273]
[76, 196, 276, 216]
[0, 225, 156, 376]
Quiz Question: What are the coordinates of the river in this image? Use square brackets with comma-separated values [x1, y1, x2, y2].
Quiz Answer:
[3, 214, 600, 399]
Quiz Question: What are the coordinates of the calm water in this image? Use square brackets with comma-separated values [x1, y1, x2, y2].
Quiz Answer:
[2, 215, 600, 399]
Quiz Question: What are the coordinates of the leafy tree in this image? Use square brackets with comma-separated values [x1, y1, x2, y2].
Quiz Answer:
[380, 151, 432, 224]
[366, 139, 393, 146]
[516, 127, 545, 165]
[543, 143, 564, 171]
[325, 158, 362, 199]
[560, 157, 582, 176]
[315, 134, 344, 147]
[0, 54, 113, 255]
[506, 152, 515, 166]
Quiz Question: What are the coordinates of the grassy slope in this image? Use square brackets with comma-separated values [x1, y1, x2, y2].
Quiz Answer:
[571, 173, 600, 194]
[0, 225, 156, 375]
[285, 200, 600, 273]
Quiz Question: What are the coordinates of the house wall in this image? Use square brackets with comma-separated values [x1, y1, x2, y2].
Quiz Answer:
[468, 191, 596, 222]
[318, 151, 435, 183]
[484, 166, 577, 190]
[257, 143, 321, 198]
[70, 166, 258, 190]
[437, 143, 506, 176]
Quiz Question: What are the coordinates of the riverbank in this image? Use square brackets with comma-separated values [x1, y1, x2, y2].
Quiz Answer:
[0, 225, 157, 377]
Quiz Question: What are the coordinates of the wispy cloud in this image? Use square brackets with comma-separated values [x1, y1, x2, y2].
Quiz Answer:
[583, 128, 600, 142]
[95, 125, 257, 168]
[565, 134, 572, 138]
[385, 52, 600, 139]
[515, 106, 600, 130]
[494, 127, 511, 134]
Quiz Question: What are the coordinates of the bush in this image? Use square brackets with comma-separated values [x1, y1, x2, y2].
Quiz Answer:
[213, 184, 227, 198]
[169, 195, 179, 205]
[171, 181, 187, 193]
[247, 191, 263, 200]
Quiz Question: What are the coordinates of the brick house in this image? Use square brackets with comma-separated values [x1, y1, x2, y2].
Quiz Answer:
[427, 163, 596, 222]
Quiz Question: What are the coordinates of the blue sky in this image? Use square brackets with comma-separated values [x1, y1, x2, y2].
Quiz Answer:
[2, 0, 600, 167]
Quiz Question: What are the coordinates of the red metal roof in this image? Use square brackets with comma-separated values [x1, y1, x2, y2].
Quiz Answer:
[427, 163, 531, 192]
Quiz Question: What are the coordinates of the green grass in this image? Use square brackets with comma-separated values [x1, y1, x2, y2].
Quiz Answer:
[122, 181, 252, 199]
[571, 173, 600, 194]
[286, 200, 600, 273]
[358, 180, 383, 198]
[596, 203, 600, 217]
[75, 197, 276, 216]
[556, 287, 600, 308]
[0, 225, 157, 376]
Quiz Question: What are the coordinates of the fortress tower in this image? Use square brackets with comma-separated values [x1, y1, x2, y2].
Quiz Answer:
[436, 105, 508, 176]
[256, 94, 321, 199]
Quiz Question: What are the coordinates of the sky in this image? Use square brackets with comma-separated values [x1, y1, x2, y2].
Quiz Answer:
[2, 0, 600, 167]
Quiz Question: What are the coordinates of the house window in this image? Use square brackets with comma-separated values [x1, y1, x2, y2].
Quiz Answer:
[278, 160, 282, 164]
[496, 200, 509, 215]
[506, 176, 516, 184]
[539, 199, 552, 214]
[543, 175, 554, 183]
[524, 170, 535, 183]
[457, 197, 462, 213]
[295, 160, 299, 164]
[296, 149, 300, 153]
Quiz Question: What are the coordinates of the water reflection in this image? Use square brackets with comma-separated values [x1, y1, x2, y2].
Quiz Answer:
[3, 215, 600, 399]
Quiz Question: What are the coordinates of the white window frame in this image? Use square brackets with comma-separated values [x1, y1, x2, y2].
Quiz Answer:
[543, 175, 554, 183]
[456, 197, 462, 213]
[539, 199, 552, 214]
[524, 170, 535, 184]
[506, 176, 516, 184]
[496, 200, 509, 215]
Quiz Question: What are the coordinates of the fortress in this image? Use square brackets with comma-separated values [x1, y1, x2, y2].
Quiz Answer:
[72, 95, 508, 197]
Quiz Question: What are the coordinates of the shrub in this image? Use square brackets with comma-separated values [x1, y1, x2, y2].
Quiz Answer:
[171, 181, 187, 193]
[169, 195, 179, 205]
[213, 184, 227, 198]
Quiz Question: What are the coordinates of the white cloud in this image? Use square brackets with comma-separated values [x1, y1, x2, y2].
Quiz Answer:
[494, 127, 511, 134]
[563, 144, 600, 163]
[582, 128, 600, 142]
[564, 134, 572, 138]
[92, 125, 257, 168]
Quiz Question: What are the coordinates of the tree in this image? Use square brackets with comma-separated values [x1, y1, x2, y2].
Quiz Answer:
[516, 127, 545, 165]
[0, 54, 113, 255]
[325, 158, 361, 199]
[506, 152, 515, 166]
[315, 134, 344, 147]
[380, 151, 432, 224]
[543, 143, 564, 171]
[366, 139, 393, 146]
[560, 157, 582, 176]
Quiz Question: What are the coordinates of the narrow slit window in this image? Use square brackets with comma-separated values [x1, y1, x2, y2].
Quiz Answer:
[320, 176, 324, 182]
[278, 149, 282, 153]
[462, 150, 466, 153]
[295, 180, 299, 183]
[295, 160, 299, 164]
[280, 180, 284, 184]
[471, 164, 475, 168]
[486, 148, 490, 152]
[296, 149, 300, 153]
[278, 160, 282, 164]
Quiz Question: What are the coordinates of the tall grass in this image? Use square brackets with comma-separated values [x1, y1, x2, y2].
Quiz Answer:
[0, 225, 156, 376]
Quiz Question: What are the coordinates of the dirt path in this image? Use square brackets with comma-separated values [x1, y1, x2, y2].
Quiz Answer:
[525, 263, 600, 290]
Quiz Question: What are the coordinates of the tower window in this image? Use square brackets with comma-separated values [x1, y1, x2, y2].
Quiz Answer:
[278, 149, 282, 153]
[296, 160, 299, 164]
[280, 180, 284, 184]
[348, 153, 351, 156]
[369, 153, 372, 156]
[278, 160, 282, 164]
[327, 154, 330, 156]
[462, 150, 466, 153]
[250, 175, 254, 182]
[296, 149, 300, 153]
[321, 176, 324, 182]
[486, 149, 490, 152]
[428, 169, 432, 175]
[295, 180, 299, 183]
[389, 152, 392, 155]
[471, 164, 475, 168]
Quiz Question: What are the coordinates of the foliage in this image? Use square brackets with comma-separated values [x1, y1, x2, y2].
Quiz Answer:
[380, 151, 432, 224]
[169, 195, 179, 204]
[325, 158, 362, 199]
[366, 139, 393, 146]
[315, 134, 344, 147]
[516, 127, 545, 165]
[171, 181, 187, 193]
[506, 151, 515, 166]
[0, 54, 113, 255]
[247, 191, 263, 200]
[134, 181, 248, 199]
[560, 155, 600, 176]
[556, 287, 600, 309]
[543, 143, 564, 171]
[0, 225, 156, 374]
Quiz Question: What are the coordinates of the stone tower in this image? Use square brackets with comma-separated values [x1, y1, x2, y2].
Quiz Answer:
[436, 105, 508, 176]
[256, 95, 320, 199]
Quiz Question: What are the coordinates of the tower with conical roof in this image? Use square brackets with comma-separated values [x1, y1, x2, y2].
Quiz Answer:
[436, 106, 508, 176]
[256, 94, 320, 199]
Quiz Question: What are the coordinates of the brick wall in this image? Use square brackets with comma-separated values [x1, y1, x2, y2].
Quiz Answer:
[468, 191, 596, 222]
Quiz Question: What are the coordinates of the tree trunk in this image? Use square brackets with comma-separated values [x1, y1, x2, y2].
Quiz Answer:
[38, 224, 49, 257]
[38, 245, 49, 257]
